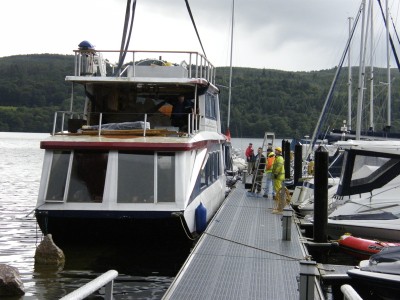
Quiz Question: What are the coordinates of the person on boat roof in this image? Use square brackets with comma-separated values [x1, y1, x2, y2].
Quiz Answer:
[170, 94, 193, 131]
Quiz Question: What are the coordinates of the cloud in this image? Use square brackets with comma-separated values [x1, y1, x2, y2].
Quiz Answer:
[1, 0, 398, 71]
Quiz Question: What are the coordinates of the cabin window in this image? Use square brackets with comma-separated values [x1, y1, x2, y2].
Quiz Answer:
[117, 151, 175, 203]
[200, 150, 220, 188]
[157, 153, 175, 202]
[117, 152, 154, 203]
[66, 150, 108, 203]
[205, 93, 217, 120]
[45, 150, 71, 201]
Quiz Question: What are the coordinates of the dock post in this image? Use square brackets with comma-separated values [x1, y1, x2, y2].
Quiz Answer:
[294, 143, 302, 187]
[282, 206, 292, 240]
[299, 260, 318, 300]
[284, 140, 291, 180]
[313, 146, 328, 243]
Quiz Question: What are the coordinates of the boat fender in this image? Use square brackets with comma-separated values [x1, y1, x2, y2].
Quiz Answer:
[195, 202, 207, 234]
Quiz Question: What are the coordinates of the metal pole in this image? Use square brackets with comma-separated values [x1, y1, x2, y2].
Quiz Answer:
[227, 0, 234, 129]
[386, 0, 391, 130]
[348, 17, 353, 131]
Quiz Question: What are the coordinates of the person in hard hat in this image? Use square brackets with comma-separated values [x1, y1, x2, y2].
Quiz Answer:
[250, 147, 266, 193]
[245, 143, 255, 175]
[272, 147, 285, 199]
[263, 148, 275, 199]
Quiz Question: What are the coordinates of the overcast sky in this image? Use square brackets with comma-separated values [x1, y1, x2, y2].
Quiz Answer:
[1, 0, 399, 71]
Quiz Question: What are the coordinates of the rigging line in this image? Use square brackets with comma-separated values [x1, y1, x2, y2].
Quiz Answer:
[184, 0, 207, 58]
[309, 3, 363, 158]
[377, 0, 400, 71]
[116, 0, 137, 76]
[204, 232, 304, 261]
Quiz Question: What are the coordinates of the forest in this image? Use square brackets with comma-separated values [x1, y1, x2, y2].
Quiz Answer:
[0, 54, 399, 138]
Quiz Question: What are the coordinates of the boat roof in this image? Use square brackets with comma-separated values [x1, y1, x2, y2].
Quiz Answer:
[40, 131, 226, 151]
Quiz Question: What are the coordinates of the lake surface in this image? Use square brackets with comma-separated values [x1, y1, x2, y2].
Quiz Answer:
[0, 132, 190, 300]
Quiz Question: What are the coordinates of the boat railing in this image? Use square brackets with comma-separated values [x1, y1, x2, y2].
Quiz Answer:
[73, 49, 216, 84]
[52, 111, 202, 136]
[340, 284, 363, 300]
[60, 269, 118, 300]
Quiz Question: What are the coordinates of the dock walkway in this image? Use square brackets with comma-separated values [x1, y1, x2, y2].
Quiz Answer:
[163, 181, 324, 299]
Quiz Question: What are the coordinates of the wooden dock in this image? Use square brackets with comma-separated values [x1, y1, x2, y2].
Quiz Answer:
[163, 180, 328, 299]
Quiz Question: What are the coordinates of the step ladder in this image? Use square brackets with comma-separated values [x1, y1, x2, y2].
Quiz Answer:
[249, 132, 275, 194]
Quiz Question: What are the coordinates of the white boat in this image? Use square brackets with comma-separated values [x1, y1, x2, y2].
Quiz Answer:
[327, 144, 400, 241]
[34, 44, 231, 244]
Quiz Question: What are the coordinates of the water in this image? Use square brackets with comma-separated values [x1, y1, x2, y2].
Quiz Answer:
[0, 132, 189, 299]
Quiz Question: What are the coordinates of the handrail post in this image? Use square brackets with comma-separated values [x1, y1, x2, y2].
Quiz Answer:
[144, 114, 147, 137]
[52, 112, 58, 136]
[98, 113, 103, 136]
[61, 112, 65, 133]
[104, 280, 114, 300]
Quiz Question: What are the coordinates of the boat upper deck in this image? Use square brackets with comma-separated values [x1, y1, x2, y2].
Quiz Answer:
[67, 49, 217, 86]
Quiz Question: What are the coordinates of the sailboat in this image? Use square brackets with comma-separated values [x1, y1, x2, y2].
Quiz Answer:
[34, 1, 231, 245]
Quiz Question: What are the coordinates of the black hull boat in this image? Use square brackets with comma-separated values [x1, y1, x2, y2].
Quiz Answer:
[347, 246, 400, 300]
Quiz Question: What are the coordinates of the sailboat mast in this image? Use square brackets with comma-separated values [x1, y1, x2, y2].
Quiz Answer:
[369, 0, 374, 132]
[348, 17, 353, 131]
[386, 0, 391, 131]
[227, 0, 234, 130]
[356, 0, 367, 140]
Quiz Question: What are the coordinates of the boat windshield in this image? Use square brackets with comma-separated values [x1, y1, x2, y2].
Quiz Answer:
[336, 149, 400, 196]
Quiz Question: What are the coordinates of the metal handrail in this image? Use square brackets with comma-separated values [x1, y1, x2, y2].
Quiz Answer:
[52, 111, 201, 136]
[73, 50, 216, 84]
[60, 270, 118, 300]
[341, 284, 363, 300]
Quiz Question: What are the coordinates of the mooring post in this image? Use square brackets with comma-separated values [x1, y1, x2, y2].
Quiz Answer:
[284, 140, 291, 180]
[282, 206, 292, 240]
[294, 143, 303, 186]
[299, 260, 318, 300]
[313, 146, 328, 243]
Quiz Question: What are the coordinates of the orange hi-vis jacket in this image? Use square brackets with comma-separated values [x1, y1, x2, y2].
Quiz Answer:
[265, 156, 275, 173]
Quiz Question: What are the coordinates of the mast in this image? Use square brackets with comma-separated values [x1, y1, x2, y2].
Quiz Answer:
[386, 0, 391, 132]
[369, 0, 374, 133]
[307, 4, 363, 158]
[356, 0, 367, 140]
[226, 0, 234, 137]
[348, 17, 353, 131]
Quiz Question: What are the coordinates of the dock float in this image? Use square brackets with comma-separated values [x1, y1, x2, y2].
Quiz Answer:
[163, 182, 325, 299]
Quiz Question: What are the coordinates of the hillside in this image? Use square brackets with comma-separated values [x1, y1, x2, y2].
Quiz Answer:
[0, 54, 399, 138]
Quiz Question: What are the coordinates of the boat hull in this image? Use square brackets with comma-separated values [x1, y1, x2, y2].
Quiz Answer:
[35, 209, 191, 246]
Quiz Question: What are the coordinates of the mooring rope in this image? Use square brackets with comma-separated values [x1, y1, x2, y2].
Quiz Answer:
[204, 232, 306, 261]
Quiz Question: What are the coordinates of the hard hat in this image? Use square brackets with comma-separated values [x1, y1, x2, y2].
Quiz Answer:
[275, 147, 282, 152]
[268, 152, 275, 157]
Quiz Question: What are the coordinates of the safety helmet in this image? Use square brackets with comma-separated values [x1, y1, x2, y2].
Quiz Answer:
[275, 147, 282, 152]
[268, 152, 275, 157]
